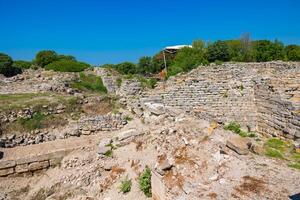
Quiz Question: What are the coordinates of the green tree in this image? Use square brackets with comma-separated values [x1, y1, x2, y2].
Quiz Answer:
[115, 62, 137, 75]
[57, 55, 76, 61]
[12, 60, 32, 69]
[253, 40, 285, 62]
[0, 53, 22, 77]
[35, 50, 58, 67]
[285, 45, 300, 61]
[168, 46, 208, 77]
[45, 60, 89, 72]
[138, 56, 153, 74]
[152, 51, 176, 74]
[207, 40, 231, 62]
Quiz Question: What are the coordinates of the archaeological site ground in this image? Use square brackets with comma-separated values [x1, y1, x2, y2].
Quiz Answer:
[0, 60, 299, 200]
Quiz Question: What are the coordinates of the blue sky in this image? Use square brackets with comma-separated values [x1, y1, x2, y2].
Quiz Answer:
[0, 0, 299, 65]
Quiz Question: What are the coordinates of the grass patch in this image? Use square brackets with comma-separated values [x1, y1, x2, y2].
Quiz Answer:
[288, 163, 300, 170]
[71, 73, 107, 93]
[224, 122, 256, 138]
[104, 150, 113, 157]
[118, 176, 132, 193]
[124, 74, 157, 89]
[265, 138, 286, 151]
[265, 147, 284, 159]
[19, 112, 45, 130]
[124, 115, 133, 121]
[139, 166, 152, 197]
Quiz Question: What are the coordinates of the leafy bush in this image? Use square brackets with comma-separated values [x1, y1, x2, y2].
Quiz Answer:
[0, 53, 22, 77]
[116, 77, 122, 88]
[138, 56, 153, 74]
[71, 73, 107, 93]
[224, 122, 256, 138]
[45, 60, 89, 72]
[119, 176, 132, 193]
[285, 45, 300, 61]
[207, 40, 231, 62]
[253, 40, 285, 62]
[139, 166, 152, 197]
[35, 50, 58, 67]
[168, 46, 208, 77]
[12, 60, 32, 69]
[114, 62, 137, 75]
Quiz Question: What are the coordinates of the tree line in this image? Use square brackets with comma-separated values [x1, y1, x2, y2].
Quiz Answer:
[0, 50, 90, 77]
[103, 35, 300, 78]
[1, 35, 300, 78]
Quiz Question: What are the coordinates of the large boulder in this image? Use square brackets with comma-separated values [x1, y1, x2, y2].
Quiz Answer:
[226, 135, 251, 155]
[143, 102, 165, 115]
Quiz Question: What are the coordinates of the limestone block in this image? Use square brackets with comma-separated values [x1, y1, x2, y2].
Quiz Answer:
[0, 160, 16, 169]
[15, 164, 29, 173]
[28, 161, 49, 171]
[0, 167, 14, 176]
[151, 170, 166, 200]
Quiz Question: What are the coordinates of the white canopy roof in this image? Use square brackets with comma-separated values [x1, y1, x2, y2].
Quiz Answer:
[164, 45, 192, 50]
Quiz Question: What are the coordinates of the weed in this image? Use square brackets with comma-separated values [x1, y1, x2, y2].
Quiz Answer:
[224, 122, 256, 138]
[124, 115, 133, 121]
[265, 147, 284, 159]
[104, 150, 113, 157]
[139, 166, 152, 197]
[118, 176, 132, 193]
[116, 78, 122, 88]
[265, 138, 286, 151]
[71, 73, 107, 93]
[288, 163, 300, 170]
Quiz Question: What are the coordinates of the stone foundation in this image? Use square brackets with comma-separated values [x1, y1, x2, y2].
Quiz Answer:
[141, 62, 300, 140]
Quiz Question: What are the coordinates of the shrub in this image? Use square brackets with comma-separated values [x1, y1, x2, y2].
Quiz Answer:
[0, 53, 22, 77]
[71, 73, 107, 93]
[253, 40, 285, 62]
[119, 176, 132, 193]
[224, 122, 255, 138]
[168, 46, 208, 77]
[115, 62, 137, 75]
[35, 50, 58, 67]
[207, 40, 231, 62]
[285, 45, 300, 61]
[12, 60, 32, 69]
[45, 60, 89, 72]
[138, 56, 153, 74]
[139, 166, 152, 197]
[116, 78, 122, 88]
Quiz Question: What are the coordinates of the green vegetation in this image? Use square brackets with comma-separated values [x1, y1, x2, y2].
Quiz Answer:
[12, 60, 32, 69]
[118, 176, 132, 193]
[288, 163, 300, 170]
[104, 150, 113, 157]
[263, 137, 300, 170]
[71, 73, 107, 93]
[207, 40, 231, 62]
[124, 115, 133, 121]
[139, 166, 152, 197]
[35, 50, 58, 67]
[116, 77, 122, 88]
[223, 122, 256, 138]
[168, 43, 208, 77]
[45, 60, 89, 72]
[0, 53, 22, 77]
[265, 147, 284, 159]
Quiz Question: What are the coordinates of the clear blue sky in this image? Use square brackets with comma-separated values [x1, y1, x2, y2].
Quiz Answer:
[0, 0, 299, 65]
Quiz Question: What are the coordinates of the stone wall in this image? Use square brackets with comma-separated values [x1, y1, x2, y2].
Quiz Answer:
[0, 149, 71, 177]
[140, 62, 300, 141]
